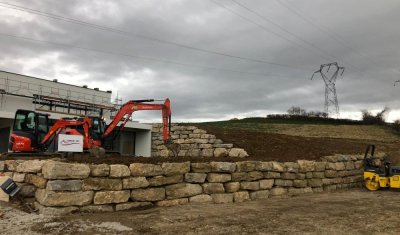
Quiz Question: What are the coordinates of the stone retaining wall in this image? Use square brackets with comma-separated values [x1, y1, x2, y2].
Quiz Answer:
[0, 155, 364, 215]
[151, 124, 248, 158]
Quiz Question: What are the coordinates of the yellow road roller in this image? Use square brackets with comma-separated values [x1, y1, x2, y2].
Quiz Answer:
[364, 145, 400, 190]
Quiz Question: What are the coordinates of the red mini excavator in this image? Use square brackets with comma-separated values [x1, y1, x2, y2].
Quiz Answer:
[8, 98, 179, 156]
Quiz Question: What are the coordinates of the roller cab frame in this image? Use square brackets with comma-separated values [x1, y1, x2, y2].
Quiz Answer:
[364, 145, 400, 190]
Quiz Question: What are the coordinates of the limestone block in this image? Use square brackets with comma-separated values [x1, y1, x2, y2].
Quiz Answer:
[211, 193, 233, 204]
[283, 162, 299, 173]
[270, 187, 287, 196]
[156, 198, 188, 207]
[324, 185, 337, 191]
[178, 150, 188, 157]
[263, 172, 281, 179]
[233, 191, 250, 202]
[313, 187, 324, 193]
[312, 172, 325, 179]
[207, 173, 231, 183]
[193, 139, 208, 144]
[185, 126, 198, 131]
[325, 170, 338, 178]
[0, 161, 4, 171]
[199, 144, 213, 149]
[109, 165, 131, 178]
[47, 180, 82, 191]
[165, 183, 203, 199]
[228, 148, 248, 158]
[295, 173, 306, 179]
[122, 177, 149, 189]
[131, 188, 165, 201]
[250, 190, 270, 200]
[5, 160, 23, 171]
[274, 179, 293, 187]
[293, 180, 307, 188]
[213, 143, 233, 148]
[247, 171, 264, 181]
[306, 172, 313, 179]
[12, 173, 25, 182]
[240, 181, 260, 191]
[34, 202, 79, 215]
[185, 173, 207, 183]
[259, 179, 274, 189]
[148, 175, 183, 186]
[255, 162, 273, 171]
[193, 129, 207, 134]
[270, 162, 284, 172]
[89, 164, 110, 177]
[18, 183, 36, 197]
[314, 162, 326, 171]
[322, 156, 340, 162]
[202, 183, 225, 194]
[288, 187, 312, 195]
[159, 150, 170, 158]
[162, 162, 190, 176]
[307, 179, 323, 187]
[345, 161, 355, 170]
[16, 160, 46, 173]
[25, 174, 47, 188]
[36, 189, 94, 206]
[224, 182, 240, 193]
[82, 178, 122, 191]
[236, 161, 257, 172]
[326, 162, 346, 171]
[214, 148, 228, 158]
[281, 172, 296, 180]
[210, 162, 236, 173]
[115, 202, 152, 211]
[201, 149, 214, 157]
[42, 161, 90, 179]
[191, 163, 211, 173]
[189, 194, 213, 203]
[80, 205, 114, 213]
[186, 149, 201, 157]
[129, 163, 163, 176]
[297, 160, 315, 172]
[200, 134, 213, 139]
[354, 161, 364, 169]
[94, 190, 130, 204]
[189, 133, 201, 138]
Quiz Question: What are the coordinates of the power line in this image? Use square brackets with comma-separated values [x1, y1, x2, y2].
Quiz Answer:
[0, 32, 301, 78]
[0, 2, 310, 71]
[275, 0, 380, 67]
[228, 0, 363, 72]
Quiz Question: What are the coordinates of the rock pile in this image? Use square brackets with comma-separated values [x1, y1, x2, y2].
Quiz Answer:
[151, 124, 248, 158]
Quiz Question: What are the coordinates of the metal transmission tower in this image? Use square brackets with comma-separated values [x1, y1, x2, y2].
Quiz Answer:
[311, 62, 345, 118]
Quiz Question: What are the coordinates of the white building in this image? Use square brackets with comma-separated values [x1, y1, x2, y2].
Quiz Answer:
[0, 70, 152, 156]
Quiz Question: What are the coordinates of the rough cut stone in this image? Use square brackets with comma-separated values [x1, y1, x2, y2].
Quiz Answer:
[214, 148, 228, 158]
[236, 161, 257, 172]
[166, 183, 202, 199]
[224, 182, 240, 193]
[202, 183, 225, 194]
[12, 173, 25, 182]
[281, 172, 296, 180]
[16, 160, 45, 173]
[0, 161, 5, 172]
[263, 172, 281, 179]
[233, 191, 250, 202]
[80, 205, 114, 213]
[25, 174, 47, 188]
[90, 164, 110, 177]
[228, 148, 248, 158]
[211, 193, 233, 204]
[240, 181, 260, 191]
[314, 162, 326, 171]
[201, 149, 214, 157]
[109, 165, 131, 178]
[131, 188, 165, 201]
[34, 202, 79, 215]
[148, 175, 183, 186]
[189, 194, 213, 203]
[297, 160, 316, 172]
[274, 179, 293, 187]
[162, 162, 190, 176]
[122, 177, 149, 189]
[210, 162, 236, 173]
[82, 178, 122, 191]
[308, 179, 323, 187]
[270, 162, 284, 172]
[207, 173, 231, 183]
[5, 160, 23, 171]
[94, 190, 130, 204]
[270, 187, 287, 196]
[129, 163, 163, 176]
[115, 202, 152, 211]
[47, 180, 82, 191]
[313, 172, 325, 178]
[36, 189, 94, 206]
[18, 183, 36, 197]
[259, 179, 274, 189]
[191, 163, 211, 173]
[283, 162, 299, 173]
[42, 161, 90, 179]
[156, 198, 188, 207]
[255, 162, 273, 171]
[293, 180, 307, 188]
[185, 173, 207, 183]
[250, 190, 270, 200]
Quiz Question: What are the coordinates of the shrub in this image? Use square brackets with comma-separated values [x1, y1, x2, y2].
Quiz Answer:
[361, 107, 390, 125]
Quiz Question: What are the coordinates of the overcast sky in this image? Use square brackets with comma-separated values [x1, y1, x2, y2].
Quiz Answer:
[0, 0, 399, 122]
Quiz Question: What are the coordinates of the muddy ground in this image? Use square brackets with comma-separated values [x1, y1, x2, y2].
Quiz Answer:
[1, 188, 400, 234]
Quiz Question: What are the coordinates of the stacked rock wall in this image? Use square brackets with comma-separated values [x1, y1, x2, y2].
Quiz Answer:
[0, 154, 364, 215]
[151, 124, 248, 158]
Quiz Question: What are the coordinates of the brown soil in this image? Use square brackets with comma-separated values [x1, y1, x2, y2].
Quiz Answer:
[2, 188, 397, 234]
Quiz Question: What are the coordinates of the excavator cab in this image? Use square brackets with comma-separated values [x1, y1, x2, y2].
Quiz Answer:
[9, 109, 49, 152]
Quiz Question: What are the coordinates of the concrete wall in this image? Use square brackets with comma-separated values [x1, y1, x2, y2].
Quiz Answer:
[0, 155, 364, 215]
